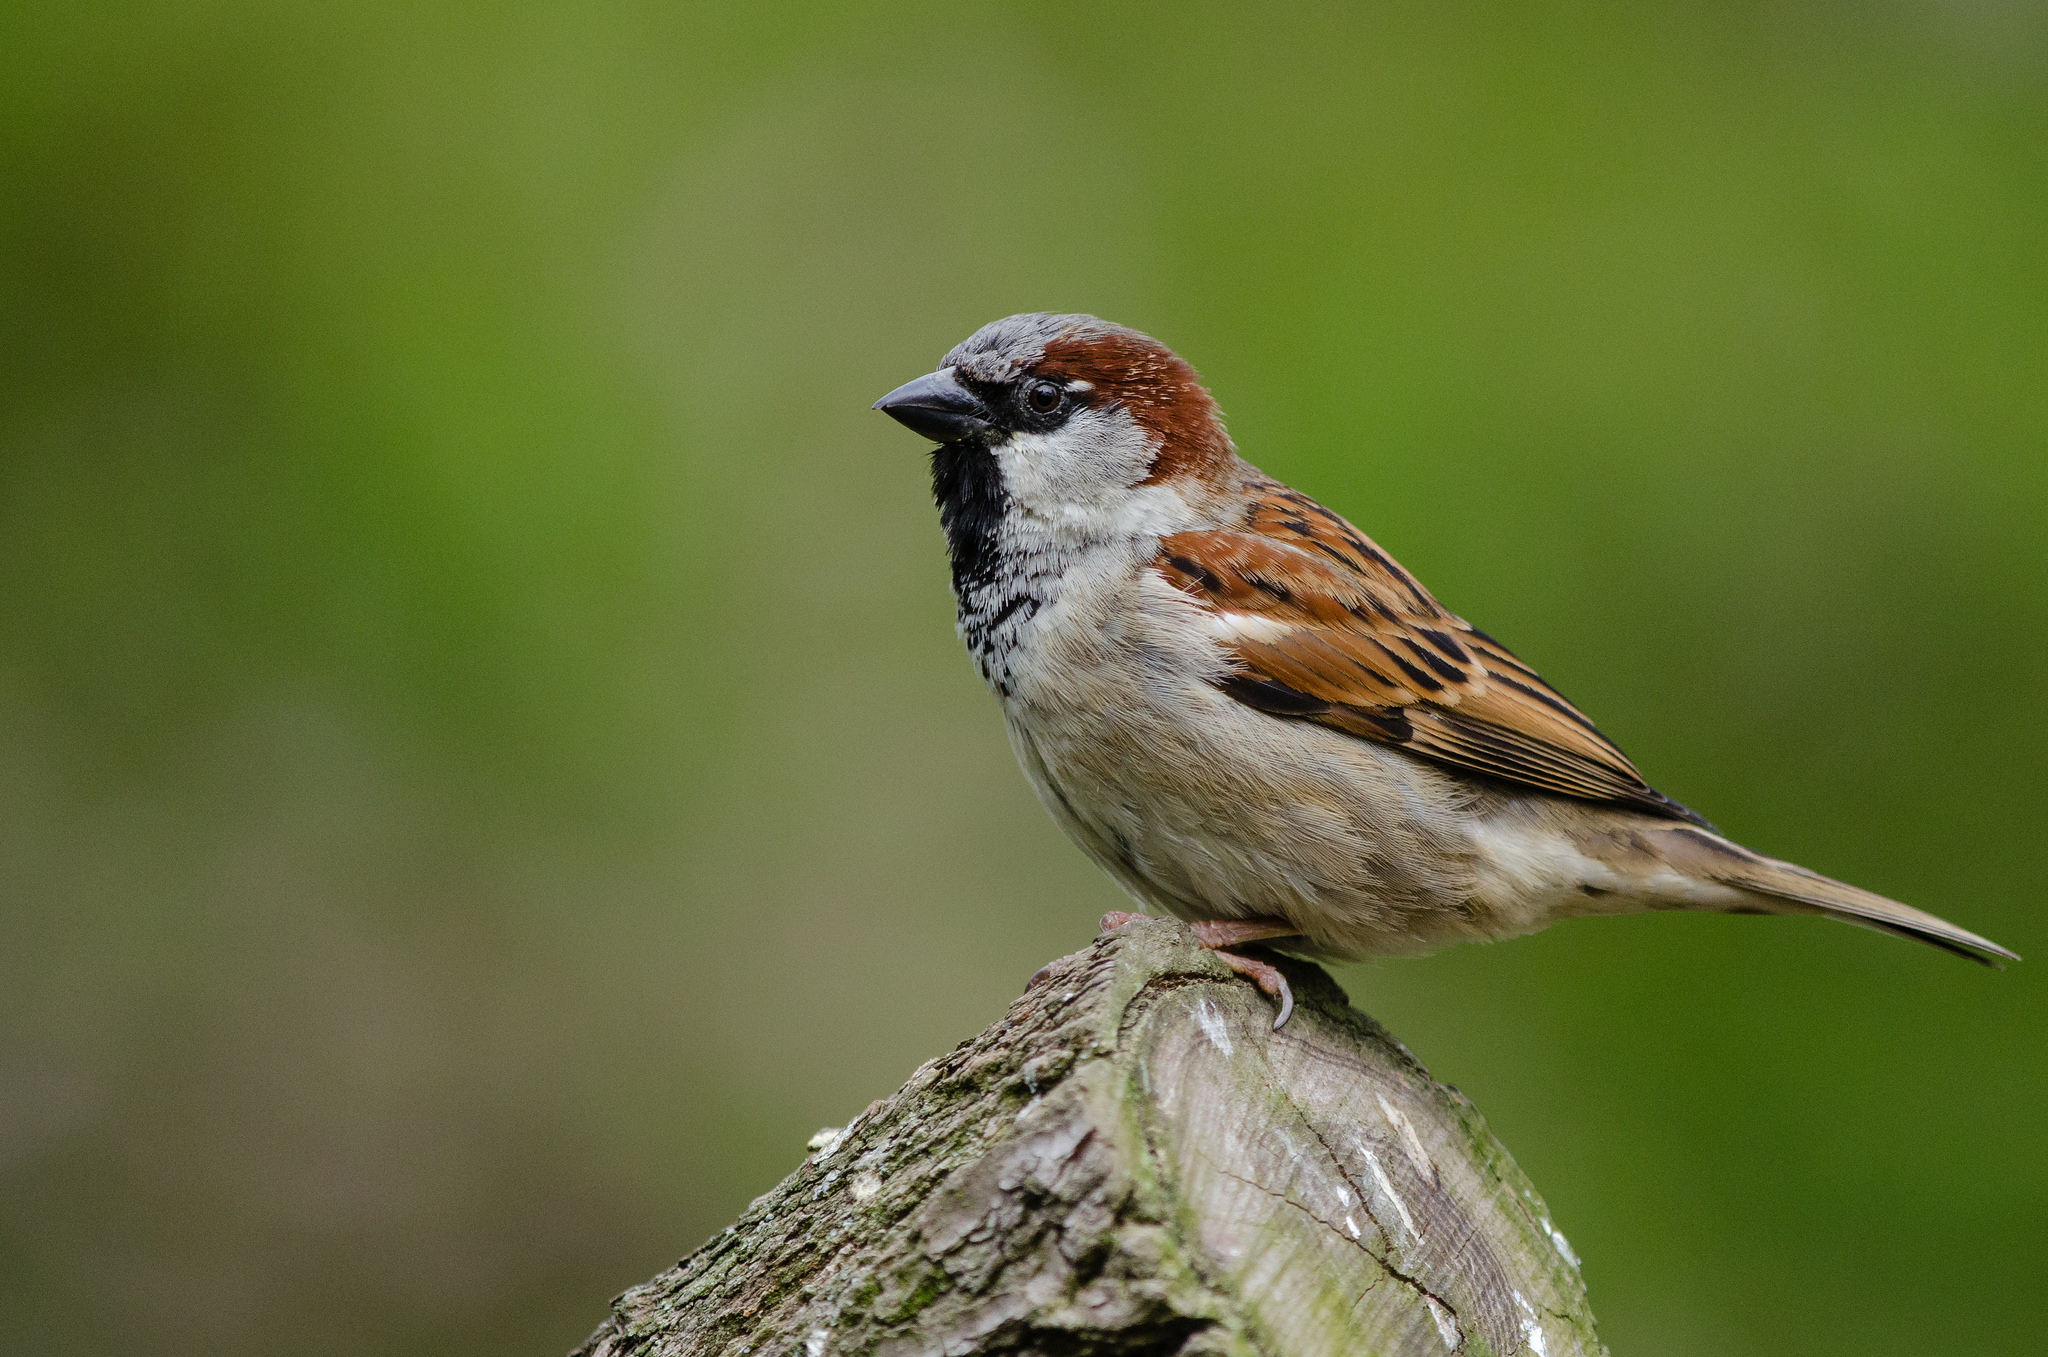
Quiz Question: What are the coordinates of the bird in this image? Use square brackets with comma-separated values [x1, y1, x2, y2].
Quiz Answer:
[872, 313, 2015, 1028]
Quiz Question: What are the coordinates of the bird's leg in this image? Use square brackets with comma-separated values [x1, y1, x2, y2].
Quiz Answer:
[1188, 918, 1301, 949]
[1099, 913, 1302, 1030]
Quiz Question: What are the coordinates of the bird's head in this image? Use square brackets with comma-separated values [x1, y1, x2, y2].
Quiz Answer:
[874, 314, 1234, 536]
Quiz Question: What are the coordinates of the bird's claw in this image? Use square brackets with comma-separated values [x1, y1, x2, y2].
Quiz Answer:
[1210, 948, 1296, 1030]
[1094, 911, 1297, 1027]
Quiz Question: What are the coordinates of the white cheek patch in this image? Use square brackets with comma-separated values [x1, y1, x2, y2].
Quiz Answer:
[994, 406, 1151, 508]
[992, 406, 1185, 544]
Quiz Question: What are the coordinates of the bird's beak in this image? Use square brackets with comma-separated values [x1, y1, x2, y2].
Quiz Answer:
[872, 368, 993, 443]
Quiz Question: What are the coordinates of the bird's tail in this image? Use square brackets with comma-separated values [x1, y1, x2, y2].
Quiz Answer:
[1656, 825, 2018, 967]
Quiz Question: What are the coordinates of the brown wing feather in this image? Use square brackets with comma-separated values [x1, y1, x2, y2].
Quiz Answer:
[1157, 480, 1707, 826]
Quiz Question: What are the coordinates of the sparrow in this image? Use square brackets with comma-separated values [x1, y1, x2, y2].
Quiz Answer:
[873, 313, 2015, 1027]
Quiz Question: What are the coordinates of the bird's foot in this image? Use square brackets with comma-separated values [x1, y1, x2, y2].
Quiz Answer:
[1094, 912, 1300, 1028]
[1192, 918, 1301, 1029]
[1207, 947, 1296, 1031]
[1102, 914, 1300, 1028]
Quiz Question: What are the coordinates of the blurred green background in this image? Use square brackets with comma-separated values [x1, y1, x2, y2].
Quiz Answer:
[3, 3, 2044, 1354]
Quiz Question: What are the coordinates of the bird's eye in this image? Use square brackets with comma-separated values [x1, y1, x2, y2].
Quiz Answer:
[1025, 380, 1064, 414]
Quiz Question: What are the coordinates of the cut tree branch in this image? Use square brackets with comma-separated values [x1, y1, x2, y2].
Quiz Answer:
[574, 916, 1604, 1357]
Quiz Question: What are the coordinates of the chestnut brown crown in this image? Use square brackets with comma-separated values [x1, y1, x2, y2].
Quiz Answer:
[876, 313, 1233, 485]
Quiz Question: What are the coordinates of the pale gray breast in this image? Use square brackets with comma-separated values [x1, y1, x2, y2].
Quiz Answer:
[995, 570, 1497, 953]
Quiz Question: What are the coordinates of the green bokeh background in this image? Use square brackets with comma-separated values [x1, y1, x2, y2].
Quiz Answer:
[3, 4, 2043, 1354]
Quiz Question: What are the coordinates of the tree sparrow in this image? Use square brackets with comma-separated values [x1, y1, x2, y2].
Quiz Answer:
[874, 314, 2014, 1027]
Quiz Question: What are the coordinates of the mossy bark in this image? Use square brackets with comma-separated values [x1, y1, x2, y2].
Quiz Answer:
[574, 917, 1604, 1357]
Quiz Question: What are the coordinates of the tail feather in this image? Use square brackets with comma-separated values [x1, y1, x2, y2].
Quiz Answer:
[1660, 826, 2019, 968]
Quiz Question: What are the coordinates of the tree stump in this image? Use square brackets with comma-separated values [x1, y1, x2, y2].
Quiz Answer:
[574, 916, 1604, 1357]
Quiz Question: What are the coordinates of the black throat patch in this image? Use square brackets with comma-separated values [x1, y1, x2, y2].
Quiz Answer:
[929, 439, 1006, 599]
[929, 438, 1046, 694]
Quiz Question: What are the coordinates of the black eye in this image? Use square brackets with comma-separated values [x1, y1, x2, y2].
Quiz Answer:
[1025, 380, 1063, 414]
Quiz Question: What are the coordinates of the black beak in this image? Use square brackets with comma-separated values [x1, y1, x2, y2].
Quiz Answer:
[872, 369, 993, 443]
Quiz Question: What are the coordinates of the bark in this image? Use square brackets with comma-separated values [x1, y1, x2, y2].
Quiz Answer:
[574, 917, 1603, 1357]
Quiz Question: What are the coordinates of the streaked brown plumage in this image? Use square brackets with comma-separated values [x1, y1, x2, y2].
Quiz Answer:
[1154, 500, 1704, 825]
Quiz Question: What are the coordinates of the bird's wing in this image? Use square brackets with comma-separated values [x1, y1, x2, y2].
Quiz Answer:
[1154, 478, 1707, 825]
